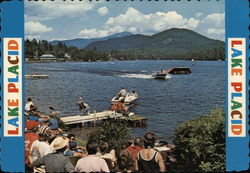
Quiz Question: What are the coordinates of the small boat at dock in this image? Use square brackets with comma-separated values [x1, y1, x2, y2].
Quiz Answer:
[111, 93, 138, 106]
[25, 74, 48, 79]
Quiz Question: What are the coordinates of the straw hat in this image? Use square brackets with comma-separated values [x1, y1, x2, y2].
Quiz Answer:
[50, 137, 69, 150]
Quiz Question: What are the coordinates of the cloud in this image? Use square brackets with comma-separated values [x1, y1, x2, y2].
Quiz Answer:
[98, 6, 109, 16]
[79, 7, 200, 38]
[202, 13, 224, 28]
[25, 1, 95, 21]
[25, 21, 53, 35]
[207, 28, 225, 35]
[202, 13, 225, 36]
[25, 21, 53, 39]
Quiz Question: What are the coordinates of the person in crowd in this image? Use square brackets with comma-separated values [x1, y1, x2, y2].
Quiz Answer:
[135, 132, 166, 172]
[32, 136, 74, 172]
[67, 134, 76, 142]
[115, 149, 135, 172]
[29, 125, 55, 164]
[48, 112, 59, 130]
[75, 140, 109, 172]
[25, 121, 39, 171]
[97, 141, 116, 167]
[127, 137, 144, 165]
[78, 97, 89, 116]
[117, 88, 127, 101]
[64, 141, 86, 157]
[27, 111, 40, 122]
[25, 97, 34, 112]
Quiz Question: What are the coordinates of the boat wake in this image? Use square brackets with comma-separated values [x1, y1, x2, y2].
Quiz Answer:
[166, 75, 172, 79]
[118, 73, 153, 79]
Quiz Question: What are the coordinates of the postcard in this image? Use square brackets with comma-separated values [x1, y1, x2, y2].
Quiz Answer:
[1, 0, 249, 172]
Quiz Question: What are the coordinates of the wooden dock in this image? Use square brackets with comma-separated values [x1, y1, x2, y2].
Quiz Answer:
[60, 110, 147, 127]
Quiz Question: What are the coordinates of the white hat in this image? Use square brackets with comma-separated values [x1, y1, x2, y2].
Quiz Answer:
[50, 137, 69, 150]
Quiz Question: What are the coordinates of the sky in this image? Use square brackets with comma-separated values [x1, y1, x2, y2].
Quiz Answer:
[25, 0, 225, 41]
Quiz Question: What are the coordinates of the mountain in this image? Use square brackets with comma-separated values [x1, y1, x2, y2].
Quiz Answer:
[85, 28, 224, 55]
[50, 32, 133, 49]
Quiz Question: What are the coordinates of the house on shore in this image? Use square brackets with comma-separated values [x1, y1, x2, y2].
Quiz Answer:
[40, 54, 57, 62]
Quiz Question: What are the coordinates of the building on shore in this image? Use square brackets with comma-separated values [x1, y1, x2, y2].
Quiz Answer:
[40, 54, 57, 62]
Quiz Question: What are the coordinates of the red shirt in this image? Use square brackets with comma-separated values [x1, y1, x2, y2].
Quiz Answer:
[25, 132, 38, 165]
[127, 145, 143, 161]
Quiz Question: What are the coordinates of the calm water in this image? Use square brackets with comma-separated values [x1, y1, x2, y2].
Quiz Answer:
[25, 60, 225, 141]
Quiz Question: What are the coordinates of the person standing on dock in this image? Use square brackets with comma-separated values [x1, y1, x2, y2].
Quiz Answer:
[78, 98, 89, 116]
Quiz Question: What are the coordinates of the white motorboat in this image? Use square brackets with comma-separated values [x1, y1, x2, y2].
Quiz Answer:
[111, 93, 138, 105]
[25, 74, 48, 79]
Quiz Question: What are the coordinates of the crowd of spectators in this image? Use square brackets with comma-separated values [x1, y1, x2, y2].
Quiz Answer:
[25, 98, 173, 172]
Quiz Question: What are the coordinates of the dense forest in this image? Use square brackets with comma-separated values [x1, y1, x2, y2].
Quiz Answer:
[25, 39, 225, 62]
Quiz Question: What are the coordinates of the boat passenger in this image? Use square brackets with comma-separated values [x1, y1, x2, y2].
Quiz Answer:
[131, 90, 138, 97]
[135, 132, 166, 172]
[118, 88, 127, 101]
[32, 137, 75, 173]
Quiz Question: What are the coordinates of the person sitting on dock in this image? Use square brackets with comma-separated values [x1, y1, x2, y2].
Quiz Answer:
[78, 98, 89, 116]
[117, 88, 127, 101]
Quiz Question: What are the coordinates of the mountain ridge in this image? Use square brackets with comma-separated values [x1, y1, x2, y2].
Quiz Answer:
[50, 32, 133, 49]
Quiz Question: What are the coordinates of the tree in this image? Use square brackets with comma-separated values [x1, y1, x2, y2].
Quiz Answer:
[171, 109, 225, 172]
[88, 119, 131, 152]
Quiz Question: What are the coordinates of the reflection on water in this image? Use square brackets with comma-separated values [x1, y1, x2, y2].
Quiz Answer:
[25, 60, 225, 141]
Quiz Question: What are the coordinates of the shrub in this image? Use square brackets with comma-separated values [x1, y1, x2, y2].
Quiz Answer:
[171, 109, 225, 172]
[88, 118, 131, 152]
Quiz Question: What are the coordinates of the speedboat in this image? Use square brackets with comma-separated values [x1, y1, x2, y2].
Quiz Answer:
[152, 70, 168, 79]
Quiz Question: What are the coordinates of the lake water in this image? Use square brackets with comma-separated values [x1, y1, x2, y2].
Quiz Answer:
[25, 60, 225, 141]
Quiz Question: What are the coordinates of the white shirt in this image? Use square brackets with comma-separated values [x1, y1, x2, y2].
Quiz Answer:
[119, 89, 127, 97]
[75, 155, 109, 172]
[25, 101, 34, 111]
[30, 140, 55, 163]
